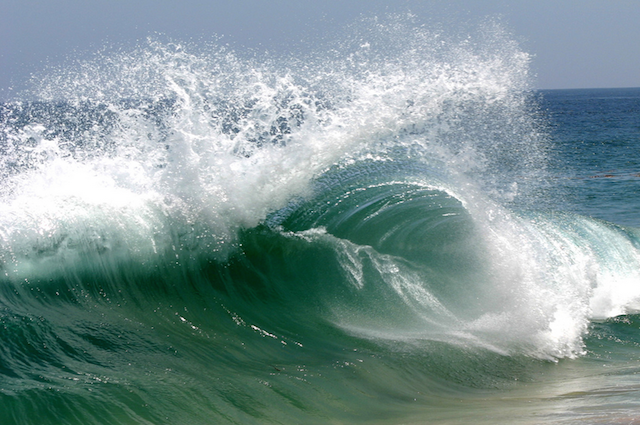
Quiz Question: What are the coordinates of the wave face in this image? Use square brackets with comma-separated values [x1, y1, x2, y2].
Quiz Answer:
[2, 15, 640, 424]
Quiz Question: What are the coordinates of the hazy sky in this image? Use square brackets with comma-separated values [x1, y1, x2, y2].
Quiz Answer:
[1, 0, 639, 99]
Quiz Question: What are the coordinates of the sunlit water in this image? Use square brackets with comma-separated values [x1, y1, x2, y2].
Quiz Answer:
[1, 15, 640, 424]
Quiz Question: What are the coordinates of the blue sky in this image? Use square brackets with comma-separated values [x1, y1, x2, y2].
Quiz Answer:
[1, 0, 639, 98]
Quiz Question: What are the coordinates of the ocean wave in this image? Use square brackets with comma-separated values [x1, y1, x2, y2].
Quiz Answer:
[2, 14, 639, 424]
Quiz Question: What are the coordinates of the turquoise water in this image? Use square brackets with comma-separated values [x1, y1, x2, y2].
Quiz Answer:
[2, 16, 640, 424]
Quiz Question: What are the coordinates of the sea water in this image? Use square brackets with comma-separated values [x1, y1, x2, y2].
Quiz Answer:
[1, 15, 640, 424]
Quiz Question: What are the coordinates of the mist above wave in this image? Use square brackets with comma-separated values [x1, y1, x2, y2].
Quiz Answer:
[0, 16, 545, 273]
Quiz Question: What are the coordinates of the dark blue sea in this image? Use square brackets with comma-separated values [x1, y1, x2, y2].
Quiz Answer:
[1, 17, 640, 424]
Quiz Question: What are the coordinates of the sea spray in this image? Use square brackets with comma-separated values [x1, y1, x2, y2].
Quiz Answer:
[1, 17, 544, 276]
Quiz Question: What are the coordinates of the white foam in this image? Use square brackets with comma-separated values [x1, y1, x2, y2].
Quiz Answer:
[2, 19, 540, 279]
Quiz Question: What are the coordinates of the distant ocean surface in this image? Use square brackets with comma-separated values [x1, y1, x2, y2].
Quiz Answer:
[2, 17, 640, 424]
